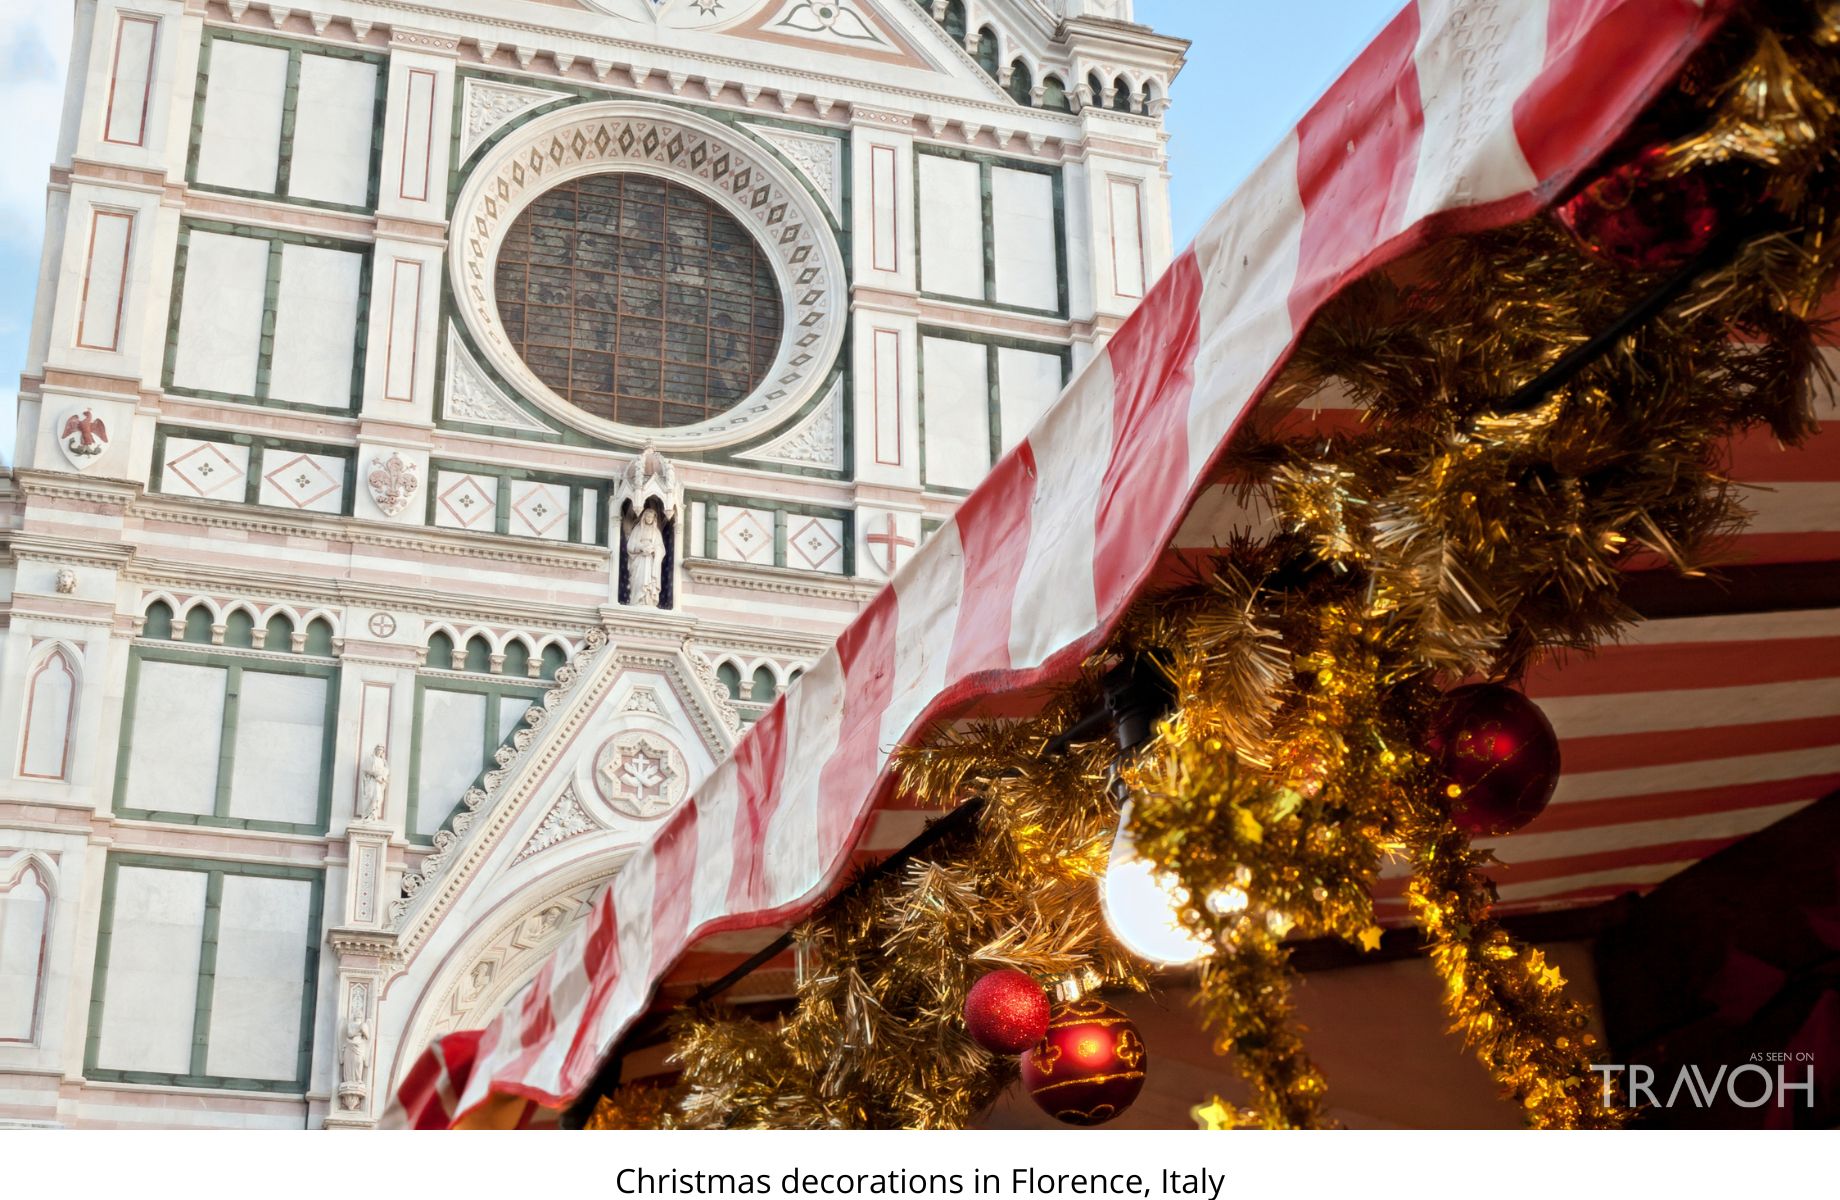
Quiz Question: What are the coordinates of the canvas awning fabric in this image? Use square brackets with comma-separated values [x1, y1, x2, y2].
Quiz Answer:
[391, 0, 1840, 1129]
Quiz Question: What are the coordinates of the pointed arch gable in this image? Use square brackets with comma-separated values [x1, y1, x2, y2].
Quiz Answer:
[296, 607, 341, 635]
[139, 591, 182, 618]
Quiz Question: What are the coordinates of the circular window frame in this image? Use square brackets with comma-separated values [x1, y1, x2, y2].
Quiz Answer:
[450, 102, 845, 451]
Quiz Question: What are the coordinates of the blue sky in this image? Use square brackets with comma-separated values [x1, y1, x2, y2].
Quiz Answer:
[1140, 0, 1400, 245]
[0, 1, 1400, 464]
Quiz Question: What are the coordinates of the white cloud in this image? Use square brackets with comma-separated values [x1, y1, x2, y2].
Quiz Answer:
[0, 8, 76, 258]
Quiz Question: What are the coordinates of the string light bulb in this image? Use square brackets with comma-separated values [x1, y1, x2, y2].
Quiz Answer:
[1099, 800, 1213, 966]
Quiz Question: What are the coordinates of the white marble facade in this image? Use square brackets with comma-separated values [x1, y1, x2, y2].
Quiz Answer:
[0, 0, 1182, 1128]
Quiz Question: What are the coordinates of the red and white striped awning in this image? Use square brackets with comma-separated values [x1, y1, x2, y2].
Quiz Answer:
[394, 0, 1840, 1127]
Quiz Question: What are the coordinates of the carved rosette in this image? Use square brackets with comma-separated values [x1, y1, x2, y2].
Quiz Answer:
[594, 732, 689, 820]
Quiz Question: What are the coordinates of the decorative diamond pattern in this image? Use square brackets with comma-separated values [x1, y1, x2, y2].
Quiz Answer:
[509, 481, 569, 540]
[436, 472, 498, 530]
[788, 517, 843, 573]
[259, 452, 343, 512]
[163, 439, 248, 500]
[716, 506, 774, 565]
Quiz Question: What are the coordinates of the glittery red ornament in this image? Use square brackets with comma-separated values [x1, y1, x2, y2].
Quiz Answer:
[1020, 999, 1146, 1126]
[1428, 683, 1562, 837]
[1554, 144, 1724, 272]
[963, 969, 1051, 1055]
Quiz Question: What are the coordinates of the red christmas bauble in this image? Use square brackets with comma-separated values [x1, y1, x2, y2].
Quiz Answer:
[964, 969, 1051, 1055]
[1554, 144, 1723, 272]
[1428, 683, 1562, 837]
[1019, 999, 1147, 1126]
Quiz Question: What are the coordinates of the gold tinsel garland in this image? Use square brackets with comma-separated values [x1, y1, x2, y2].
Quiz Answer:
[591, 3, 1839, 1131]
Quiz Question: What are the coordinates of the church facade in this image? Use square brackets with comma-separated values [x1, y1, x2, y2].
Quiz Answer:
[0, 0, 1182, 1128]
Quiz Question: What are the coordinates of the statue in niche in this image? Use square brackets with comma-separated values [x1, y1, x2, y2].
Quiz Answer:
[628, 507, 667, 607]
[360, 744, 389, 822]
[613, 445, 681, 610]
[339, 1016, 372, 1100]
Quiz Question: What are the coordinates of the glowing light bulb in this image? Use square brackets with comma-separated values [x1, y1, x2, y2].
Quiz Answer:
[1207, 886, 1249, 915]
[1099, 801, 1213, 966]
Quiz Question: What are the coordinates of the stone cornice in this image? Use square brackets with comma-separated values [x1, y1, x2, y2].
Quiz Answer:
[336, 639, 432, 667]
[849, 105, 920, 131]
[6, 533, 139, 571]
[329, 927, 404, 961]
[39, 366, 147, 399]
[65, 158, 173, 196]
[178, 189, 378, 240]
[688, 619, 835, 659]
[371, 215, 450, 246]
[1058, 16, 1193, 60]
[389, 26, 462, 56]
[200, 1, 1109, 142]
[1, 598, 118, 629]
[12, 471, 141, 511]
[682, 557, 884, 603]
[132, 493, 614, 571]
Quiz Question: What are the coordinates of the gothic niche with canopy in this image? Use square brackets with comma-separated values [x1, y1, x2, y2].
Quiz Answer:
[615, 446, 681, 610]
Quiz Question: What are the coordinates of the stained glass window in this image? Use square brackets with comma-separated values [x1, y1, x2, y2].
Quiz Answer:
[494, 173, 784, 428]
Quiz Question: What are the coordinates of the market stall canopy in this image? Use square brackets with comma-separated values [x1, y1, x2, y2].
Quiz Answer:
[391, 0, 1839, 1128]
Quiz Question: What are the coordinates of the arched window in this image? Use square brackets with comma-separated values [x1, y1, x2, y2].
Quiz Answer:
[716, 662, 743, 700]
[461, 635, 492, 674]
[539, 644, 567, 680]
[264, 612, 295, 652]
[1007, 59, 1034, 106]
[1087, 71, 1109, 110]
[942, 0, 967, 44]
[18, 648, 77, 781]
[223, 610, 256, 649]
[1040, 74, 1071, 113]
[1144, 79, 1165, 112]
[0, 858, 50, 1043]
[1112, 76, 1134, 112]
[974, 26, 1001, 77]
[426, 631, 456, 670]
[748, 666, 777, 703]
[303, 618, 336, 657]
[502, 640, 532, 680]
[142, 601, 175, 641]
[181, 605, 214, 644]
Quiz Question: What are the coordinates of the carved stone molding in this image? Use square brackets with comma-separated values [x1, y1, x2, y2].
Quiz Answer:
[512, 787, 604, 863]
[682, 558, 883, 602]
[741, 123, 843, 219]
[733, 379, 843, 470]
[443, 328, 552, 433]
[389, 627, 620, 945]
[390, 27, 462, 55]
[397, 869, 619, 1071]
[684, 648, 744, 734]
[849, 104, 917, 130]
[133, 494, 607, 570]
[458, 77, 571, 162]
